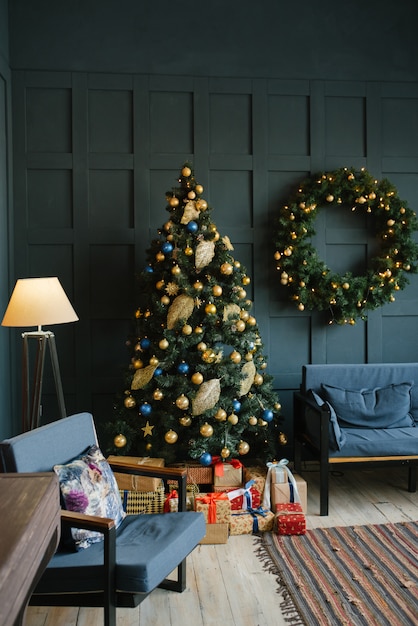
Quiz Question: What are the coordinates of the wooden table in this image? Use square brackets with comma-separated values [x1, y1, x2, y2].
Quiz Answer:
[0, 473, 61, 626]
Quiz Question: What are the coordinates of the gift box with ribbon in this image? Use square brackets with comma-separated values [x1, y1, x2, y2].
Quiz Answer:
[243, 465, 267, 496]
[276, 502, 306, 535]
[262, 459, 307, 513]
[108, 455, 165, 492]
[194, 492, 231, 524]
[219, 480, 261, 511]
[212, 459, 243, 487]
[229, 506, 274, 535]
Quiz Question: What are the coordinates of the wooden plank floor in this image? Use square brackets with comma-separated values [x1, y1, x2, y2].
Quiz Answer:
[23, 465, 418, 626]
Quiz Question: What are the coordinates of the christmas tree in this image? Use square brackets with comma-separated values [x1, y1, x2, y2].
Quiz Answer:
[107, 164, 286, 465]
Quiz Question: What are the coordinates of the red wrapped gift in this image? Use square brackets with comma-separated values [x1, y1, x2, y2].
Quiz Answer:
[224, 480, 261, 511]
[276, 502, 306, 536]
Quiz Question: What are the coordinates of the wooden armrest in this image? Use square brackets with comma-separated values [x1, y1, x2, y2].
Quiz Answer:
[61, 510, 115, 532]
[108, 461, 187, 480]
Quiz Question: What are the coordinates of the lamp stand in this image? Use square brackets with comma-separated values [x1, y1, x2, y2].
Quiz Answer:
[21, 330, 67, 432]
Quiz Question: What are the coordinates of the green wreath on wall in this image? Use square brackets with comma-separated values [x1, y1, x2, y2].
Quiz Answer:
[273, 167, 418, 325]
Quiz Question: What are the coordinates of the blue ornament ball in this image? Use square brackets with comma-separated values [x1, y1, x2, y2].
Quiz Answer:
[232, 399, 241, 412]
[144, 265, 154, 273]
[161, 242, 173, 254]
[262, 409, 274, 422]
[177, 362, 190, 374]
[140, 337, 151, 350]
[200, 452, 212, 467]
[140, 403, 152, 416]
[154, 367, 163, 376]
[186, 221, 198, 233]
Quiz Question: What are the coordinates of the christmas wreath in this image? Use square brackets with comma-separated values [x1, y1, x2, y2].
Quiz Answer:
[273, 167, 418, 324]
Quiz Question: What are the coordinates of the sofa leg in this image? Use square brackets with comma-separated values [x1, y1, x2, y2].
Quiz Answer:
[408, 465, 417, 492]
[320, 464, 329, 516]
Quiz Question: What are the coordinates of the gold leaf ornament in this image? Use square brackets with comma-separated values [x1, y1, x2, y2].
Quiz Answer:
[167, 294, 195, 329]
[239, 361, 256, 396]
[131, 364, 157, 390]
[195, 240, 215, 270]
[222, 235, 234, 250]
[192, 379, 221, 415]
[223, 303, 241, 321]
[181, 200, 200, 224]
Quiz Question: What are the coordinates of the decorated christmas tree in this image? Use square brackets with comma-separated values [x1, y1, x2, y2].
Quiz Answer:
[106, 164, 286, 465]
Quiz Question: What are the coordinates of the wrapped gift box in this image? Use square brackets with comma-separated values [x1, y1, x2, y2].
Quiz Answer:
[213, 481, 261, 511]
[271, 474, 307, 513]
[199, 523, 229, 544]
[169, 462, 213, 485]
[243, 465, 267, 496]
[163, 487, 195, 512]
[276, 502, 306, 535]
[120, 484, 165, 515]
[213, 461, 243, 487]
[229, 508, 274, 535]
[108, 455, 164, 492]
[195, 492, 231, 524]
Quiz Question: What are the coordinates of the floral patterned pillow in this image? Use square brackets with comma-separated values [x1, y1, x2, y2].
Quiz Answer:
[54, 445, 126, 550]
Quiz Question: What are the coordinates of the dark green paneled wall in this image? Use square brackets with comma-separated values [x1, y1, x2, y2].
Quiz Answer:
[3, 2, 418, 454]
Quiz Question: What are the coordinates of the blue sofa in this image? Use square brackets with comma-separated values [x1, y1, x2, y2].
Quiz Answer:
[294, 363, 418, 515]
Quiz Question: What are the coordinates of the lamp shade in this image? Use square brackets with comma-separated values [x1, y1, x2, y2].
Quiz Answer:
[1, 277, 79, 328]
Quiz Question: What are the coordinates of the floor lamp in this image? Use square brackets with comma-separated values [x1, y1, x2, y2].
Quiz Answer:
[1, 277, 79, 432]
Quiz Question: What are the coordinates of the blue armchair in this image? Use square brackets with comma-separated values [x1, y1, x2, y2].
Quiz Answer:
[0, 412, 206, 626]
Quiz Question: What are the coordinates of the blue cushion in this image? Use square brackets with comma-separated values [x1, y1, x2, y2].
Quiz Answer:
[321, 382, 414, 429]
[308, 389, 346, 450]
[329, 426, 418, 458]
[34, 512, 206, 594]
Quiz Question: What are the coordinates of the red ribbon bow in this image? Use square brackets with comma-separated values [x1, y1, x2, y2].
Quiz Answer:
[196, 492, 228, 523]
[163, 489, 178, 513]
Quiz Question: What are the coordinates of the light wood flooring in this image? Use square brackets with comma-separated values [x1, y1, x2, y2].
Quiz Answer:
[23, 464, 418, 626]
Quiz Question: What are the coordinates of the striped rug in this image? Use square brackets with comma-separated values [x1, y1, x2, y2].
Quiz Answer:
[256, 521, 418, 626]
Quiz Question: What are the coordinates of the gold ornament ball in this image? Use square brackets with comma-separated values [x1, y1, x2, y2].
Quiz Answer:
[179, 415, 192, 427]
[215, 408, 227, 421]
[182, 166, 192, 177]
[245, 352, 253, 361]
[230, 350, 242, 363]
[184, 246, 193, 256]
[188, 190, 196, 200]
[165, 430, 178, 444]
[195, 184, 204, 195]
[191, 372, 204, 385]
[182, 324, 193, 335]
[153, 388, 163, 401]
[242, 275, 251, 286]
[161, 295, 170, 305]
[212, 285, 223, 297]
[258, 419, 268, 427]
[169, 197, 179, 207]
[197, 342, 207, 351]
[220, 262, 233, 275]
[132, 359, 143, 370]
[235, 320, 246, 332]
[342, 282, 350, 290]
[164, 220, 172, 231]
[221, 447, 231, 459]
[114, 434, 127, 448]
[171, 265, 181, 276]
[156, 280, 165, 290]
[228, 413, 239, 425]
[156, 252, 165, 262]
[205, 303, 217, 315]
[194, 325, 203, 334]
[254, 373, 264, 385]
[149, 356, 159, 367]
[200, 422, 214, 437]
[124, 395, 136, 409]
[238, 440, 250, 455]
[176, 394, 190, 410]
[240, 310, 249, 321]
[159, 338, 169, 350]
[279, 431, 288, 445]
[247, 316, 256, 326]
[193, 280, 204, 291]
[248, 416, 257, 426]
[196, 199, 207, 211]
[237, 288, 247, 299]
[274, 402, 282, 411]
[298, 303, 305, 311]
[145, 443, 152, 451]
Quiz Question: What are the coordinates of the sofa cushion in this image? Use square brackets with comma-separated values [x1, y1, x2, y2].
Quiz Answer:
[308, 390, 347, 450]
[329, 426, 418, 458]
[54, 444, 126, 550]
[321, 382, 414, 429]
[34, 511, 206, 594]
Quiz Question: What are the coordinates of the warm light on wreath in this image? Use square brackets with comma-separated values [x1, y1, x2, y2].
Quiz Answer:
[273, 167, 418, 325]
